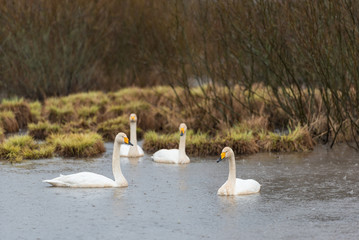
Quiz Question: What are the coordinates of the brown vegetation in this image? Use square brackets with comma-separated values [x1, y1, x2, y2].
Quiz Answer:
[0, 111, 19, 133]
[0, 127, 4, 142]
[1, 0, 359, 149]
[0, 99, 32, 129]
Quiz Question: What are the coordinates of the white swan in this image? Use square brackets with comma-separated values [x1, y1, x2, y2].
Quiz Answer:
[43, 133, 132, 188]
[152, 123, 190, 164]
[120, 113, 144, 157]
[217, 147, 260, 195]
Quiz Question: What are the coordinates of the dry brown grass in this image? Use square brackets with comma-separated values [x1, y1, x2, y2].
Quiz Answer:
[0, 99, 32, 129]
[0, 111, 19, 133]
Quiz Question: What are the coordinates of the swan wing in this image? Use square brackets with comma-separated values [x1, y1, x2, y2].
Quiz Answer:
[152, 149, 179, 163]
[43, 172, 116, 188]
[235, 178, 261, 195]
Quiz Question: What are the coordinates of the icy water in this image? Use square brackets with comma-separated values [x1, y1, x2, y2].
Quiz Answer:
[1, 143, 359, 240]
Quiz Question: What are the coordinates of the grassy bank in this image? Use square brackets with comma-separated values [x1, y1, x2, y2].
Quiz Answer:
[0, 85, 357, 159]
[0, 132, 105, 162]
[143, 126, 314, 156]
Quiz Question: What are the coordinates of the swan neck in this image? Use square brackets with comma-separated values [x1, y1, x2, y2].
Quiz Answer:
[179, 133, 186, 155]
[130, 121, 137, 146]
[112, 143, 126, 185]
[228, 153, 236, 184]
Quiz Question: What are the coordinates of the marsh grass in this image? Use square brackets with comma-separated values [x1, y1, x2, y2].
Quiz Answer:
[47, 105, 76, 124]
[63, 118, 97, 134]
[0, 111, 19, 133]
[257, 125, 314, 152]
[0, 127, 4, 142]
[0, 135, 54, 161]
[28, 121, 61, 140]
[96, 116, 129, 141]
[29, 101, 43, 123]
[142, 130, 179, 152]
[77, 106, 99, 119]
[47, 132, 105, 158]
[0, 98, 32, 128]
[144, 125, 313, 156]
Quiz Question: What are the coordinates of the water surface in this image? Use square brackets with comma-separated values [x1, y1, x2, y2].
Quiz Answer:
[1, 144, 358, 239]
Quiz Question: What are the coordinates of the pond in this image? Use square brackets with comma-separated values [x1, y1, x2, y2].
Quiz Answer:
[1, 143, 359, 239]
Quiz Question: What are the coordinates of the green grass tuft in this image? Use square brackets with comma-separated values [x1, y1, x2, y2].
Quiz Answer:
[97, 116, 128, 141]
[47, 132, 105, 158]
[29, 101, 43, 123]
[0, 135, 54, 161]
[77, 106, 99, 119]
[47, 105, 76, 124]
[28, 121, 61, 140]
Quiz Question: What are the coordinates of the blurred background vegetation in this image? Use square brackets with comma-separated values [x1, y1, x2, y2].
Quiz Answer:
[0, 0, 359, 149]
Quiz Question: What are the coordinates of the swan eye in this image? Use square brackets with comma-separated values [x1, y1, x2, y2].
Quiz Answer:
[124, 137, 129, 144]
[220, 152, 226, 159]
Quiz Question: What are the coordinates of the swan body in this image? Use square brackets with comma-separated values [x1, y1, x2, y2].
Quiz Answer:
[217, 147, 260, 195]
[43, 132, 132, 188]
[152, 149, 189, 164]
[152, 123, 190, 164]
[120, 145, 144, 157]
[43, 172, 118, 188]
[120, 113, 144, 157]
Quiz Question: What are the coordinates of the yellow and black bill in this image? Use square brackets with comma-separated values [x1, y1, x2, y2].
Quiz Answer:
[180, 128, 185, 136]
[124, 137, 133, 146]
[217, 152, 226, 163]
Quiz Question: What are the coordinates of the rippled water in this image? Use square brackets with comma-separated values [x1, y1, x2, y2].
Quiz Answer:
[1, 143, 359, 239]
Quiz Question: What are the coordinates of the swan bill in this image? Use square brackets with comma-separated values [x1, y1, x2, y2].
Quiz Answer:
[217, 152, 226, 163]
[124, 137, 133, 146]
[180, 128, 184, 136]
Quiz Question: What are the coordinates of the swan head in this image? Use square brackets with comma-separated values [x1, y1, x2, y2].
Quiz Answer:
[179, 123, 187, 136]
[217, 147, 233, 163]
[115, 132, 133, 146]
[129, 113, 137, 122]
